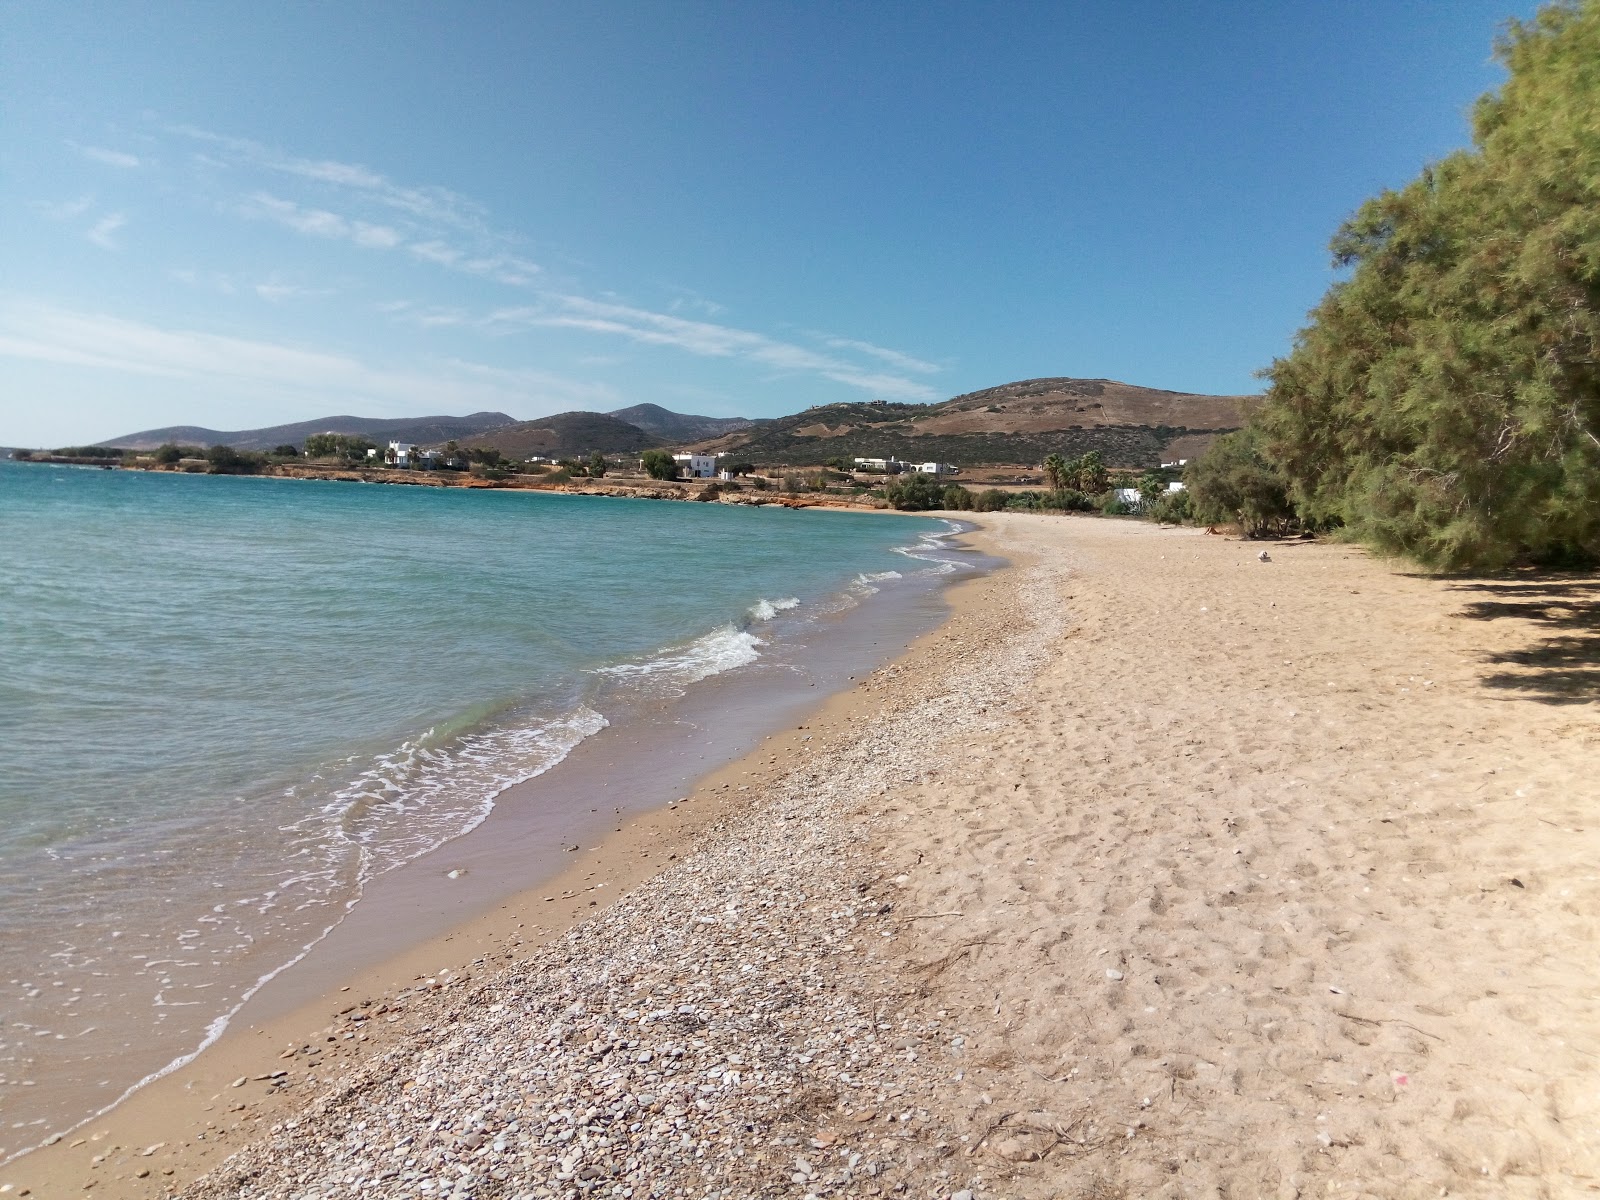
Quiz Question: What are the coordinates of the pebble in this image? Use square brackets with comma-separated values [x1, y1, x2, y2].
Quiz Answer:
[173, 557, 1064, 1199]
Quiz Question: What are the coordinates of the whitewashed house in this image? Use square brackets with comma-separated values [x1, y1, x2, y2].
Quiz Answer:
[1167, 481, 1187, 493]
[672, 453, 718, 479]
[852, 456, 908, 475]
[915, 462, 958, 477]
[386, 441, 416, 468]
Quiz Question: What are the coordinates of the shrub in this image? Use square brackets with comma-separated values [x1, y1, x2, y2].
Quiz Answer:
[640, 449, 678, 480]
[941, 484, 975, 510]
[973, 488, 1009, 512]
[205, 444, 263, 474]
[1146, 488, 1193, 524]
[884, 472, 948, 511]
[1185, 428, 1295, 537]
[154, 443, 184, 465]
[1099, 493, 1133, 516]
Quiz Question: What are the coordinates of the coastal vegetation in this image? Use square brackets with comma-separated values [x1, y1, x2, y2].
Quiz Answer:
[640, 449, 678, 480]
[1192, 0, 1600, 568]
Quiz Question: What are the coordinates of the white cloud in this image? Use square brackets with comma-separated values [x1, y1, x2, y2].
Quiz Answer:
[171, 125, 494, 235]
[34, 195, 95, 221]
[81, 146, 141, 169]
[818, 335, 941, 375]
[472, 296, 940, 400]
[0, 302, 610, 416]
[86, 213, 126, 250]
[254, 281, 331, 303]
[239, 192, 401, 251]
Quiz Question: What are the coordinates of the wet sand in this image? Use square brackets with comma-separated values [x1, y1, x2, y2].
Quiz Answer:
[7, 514, 1599, 1198]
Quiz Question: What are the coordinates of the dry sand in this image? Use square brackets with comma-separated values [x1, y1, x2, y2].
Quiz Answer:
[5, 514, 1597, 1199]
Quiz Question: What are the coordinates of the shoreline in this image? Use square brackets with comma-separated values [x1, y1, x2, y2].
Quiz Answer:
[9, 514, 1598, 1197]
[7, 457, 885, 509]
[0, 514, 1003, 1198]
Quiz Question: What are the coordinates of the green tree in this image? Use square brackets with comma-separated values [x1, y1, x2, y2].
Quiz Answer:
[640, 449, 678, 480]
[270, 443, 301, 458]
[204, 444, 263, 475]
[883, 472, 947, 510]
[1042, 453, 1069, 491]
[1185, 429, 1294, 537]
[1070, 451, 1108, 496]
[588, 451, 608, 478]
[1256, 0, 1600, 569]
[1138, 470, 1168, 510]
[153, 443, 183, 465]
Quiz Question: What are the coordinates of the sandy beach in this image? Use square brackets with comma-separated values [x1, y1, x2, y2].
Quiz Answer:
[6, 514, 1597, 1199]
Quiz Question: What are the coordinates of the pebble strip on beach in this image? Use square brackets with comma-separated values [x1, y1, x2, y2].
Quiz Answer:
[181, 553, 1063, 1200]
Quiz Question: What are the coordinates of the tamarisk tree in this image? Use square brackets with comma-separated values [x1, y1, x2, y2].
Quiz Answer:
[1255, 0, 1600, 569]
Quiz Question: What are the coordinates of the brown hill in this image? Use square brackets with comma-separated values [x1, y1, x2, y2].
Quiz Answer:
[924, 377, 1248, 434]
[463, 411, 659, 458]
[694, 378, 1253, 468]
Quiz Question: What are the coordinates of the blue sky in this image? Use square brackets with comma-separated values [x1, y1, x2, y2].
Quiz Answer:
[2, 1, 1537, 445]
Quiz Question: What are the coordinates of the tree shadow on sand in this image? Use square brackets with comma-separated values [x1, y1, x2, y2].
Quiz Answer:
[1447, 576, 1600, 705]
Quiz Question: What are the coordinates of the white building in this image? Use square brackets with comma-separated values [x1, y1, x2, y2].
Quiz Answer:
[1167, 481, 1186, 493]
[1114, 487, 1143, 506]
[672, 453, 717, 479]
[386, 441, 416, 468]
[852, 456, 908, 475]
[915, 462, 958, 477]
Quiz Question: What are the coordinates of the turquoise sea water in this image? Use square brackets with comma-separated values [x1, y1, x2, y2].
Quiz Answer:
[0, 459, 957, 1155]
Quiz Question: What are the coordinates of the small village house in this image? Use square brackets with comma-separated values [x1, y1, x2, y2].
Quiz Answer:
[852, 456, 908, 475]
[915, 462, 958, 477]
[385, 442, 416, 468]
[672, 453, 718, 479]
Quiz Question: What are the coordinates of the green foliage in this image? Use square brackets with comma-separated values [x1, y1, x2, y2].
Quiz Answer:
[588, 451, 608, 478]
[1043, 453, 1069, 491]
[1099, 493, 1133, 516]
[1185, 429, 1295, 536]
[941, 484, 976, 510]
[724, 461, 755, 476]
[153, 443, 204, 464]
[1138, 470, 1168, 508]
[304, 433, 375, 461]
[1004, 488, 1092, 513]
[1256, 0, 1600, 569]
[884, 472, 949, 510]
[1146, 487, 1193, 525]
[640, 449, 678, 480]
[973, 488, 1010, 512]
[270, 444, 301, 458]
[1070, 450, 1109, 496]
[205, 444, 264, 474]
[52, 445, 125, 458]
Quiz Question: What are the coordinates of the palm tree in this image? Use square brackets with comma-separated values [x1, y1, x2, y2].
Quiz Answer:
[1043, 453, 1068, 492]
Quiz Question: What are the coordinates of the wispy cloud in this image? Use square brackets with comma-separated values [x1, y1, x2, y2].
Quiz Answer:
[470, 296, 940, 400]
[86, 214, 127, 250]
[254, 280, 332, 303]
[80, 145, 141, 169]
[239, 192, 401, 249]
[34, 195, 95, 221]
[817, 335, 941, 375]
[0, 302, 612, 416]
[170, 124, 491, 234]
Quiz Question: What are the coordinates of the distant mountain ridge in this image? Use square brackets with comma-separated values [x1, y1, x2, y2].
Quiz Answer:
[462, 412, 662, 458]
[606, 404, 752, 443]
[89, 379, 1250, 467]
[689, 377, 1253, 467]
[102, 412, 517, 452]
